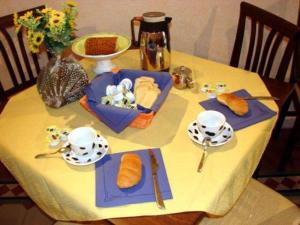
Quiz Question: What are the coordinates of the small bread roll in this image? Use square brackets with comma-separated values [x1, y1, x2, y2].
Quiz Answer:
[117, 153, 142, 189]
[217, 93, 249, 116]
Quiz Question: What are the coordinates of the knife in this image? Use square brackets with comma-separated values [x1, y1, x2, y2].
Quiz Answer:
[148, 149, 165, 209]
[242, 96, 279, 101]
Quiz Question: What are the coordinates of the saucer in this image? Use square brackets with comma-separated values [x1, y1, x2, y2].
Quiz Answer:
[187, 120, 233, 147]
[61, 135, 109, 166]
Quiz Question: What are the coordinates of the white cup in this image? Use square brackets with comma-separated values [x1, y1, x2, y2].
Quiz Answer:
[197, 110, 226, 138]
[67, 127, 97, 156]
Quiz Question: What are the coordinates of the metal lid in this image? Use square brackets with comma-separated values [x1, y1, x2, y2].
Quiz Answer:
[173, 66, 192, 76]
[143, 12, 166, 23]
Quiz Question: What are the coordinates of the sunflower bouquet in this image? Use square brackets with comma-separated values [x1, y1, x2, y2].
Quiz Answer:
[14, 1, 78, 55]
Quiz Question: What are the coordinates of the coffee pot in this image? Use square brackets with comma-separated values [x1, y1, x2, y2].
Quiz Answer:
[131, 12, 172, 72]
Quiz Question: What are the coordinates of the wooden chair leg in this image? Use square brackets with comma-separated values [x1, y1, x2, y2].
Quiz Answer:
[272, 94, 294, 139]
[277, 112, 300, 171]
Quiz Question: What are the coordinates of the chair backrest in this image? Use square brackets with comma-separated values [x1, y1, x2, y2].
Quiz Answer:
[230, 1, 300, 83]
[0, 5, 46, 99]
[0, 82, 8, 113]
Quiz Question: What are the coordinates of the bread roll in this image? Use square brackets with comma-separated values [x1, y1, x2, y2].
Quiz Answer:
[117, 153, 142, 189]
[217, 93, 249, 116]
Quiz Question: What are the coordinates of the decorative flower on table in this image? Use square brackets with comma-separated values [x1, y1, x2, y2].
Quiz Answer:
[13, 0, 78, 56]
[13, 1, 89, 109]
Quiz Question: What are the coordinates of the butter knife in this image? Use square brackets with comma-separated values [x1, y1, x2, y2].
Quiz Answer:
[148, 149, 165, 209]
[242, 96, 279, 101]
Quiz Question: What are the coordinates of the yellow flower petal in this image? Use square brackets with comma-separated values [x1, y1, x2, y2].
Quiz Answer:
[13, 12, 22, 33]
[32, 32, 44, 46]
[49, 16, 64, 28]
[66, 0, 77, 7]
[29, 43, 39, 53]
[41, 8, 52, 14]
[13, 12, 19, 26]
[20, 10, 33, 21]
[51, 10, 65, 19]
[27, 30, 34, 40]
[15, 24, 21, 33]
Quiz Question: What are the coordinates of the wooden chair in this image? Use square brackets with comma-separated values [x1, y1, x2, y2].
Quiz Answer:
[0, 82, 8, 113]
[0, 5, 46, 113]
[199, 178, 300, 225]
[277, 82, 300, 171]
[0, 5, 46, 202]
[230, 1, 300, 138]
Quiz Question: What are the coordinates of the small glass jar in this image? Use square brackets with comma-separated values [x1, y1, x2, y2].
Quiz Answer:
[172, 66, 194, 89]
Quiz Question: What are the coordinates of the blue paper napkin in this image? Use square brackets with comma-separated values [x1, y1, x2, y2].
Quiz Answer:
[199, 89, 277, 130]
[84, 69, 173, 133]
[95, 148, 173, 207]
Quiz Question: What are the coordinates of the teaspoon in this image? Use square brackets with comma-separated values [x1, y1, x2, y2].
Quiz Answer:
[197, 137, 211, 172]
[35, 145, 71, 159]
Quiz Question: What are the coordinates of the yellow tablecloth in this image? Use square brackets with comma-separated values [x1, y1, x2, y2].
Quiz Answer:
[0, 50, 277, 221]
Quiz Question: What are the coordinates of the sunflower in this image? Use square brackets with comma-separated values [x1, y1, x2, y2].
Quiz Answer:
[14, 1, 78, 54]
[69, 20, 76, 30]
[13, 12, 19, 26]
[51, 10, 65, 19]
[13, 12, 21, 33]
[20, 10, 33, 21]
[27, 30, 34, 40]
[41, 8, 53, 14]
[29, 43, 39, 53]
[49, 16, 64, 29]
[66, 0, 77, 7]
[49, 10, 65, 29]
[32, 32, 44, 46]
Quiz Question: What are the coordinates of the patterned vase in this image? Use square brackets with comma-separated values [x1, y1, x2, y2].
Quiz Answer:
[37, 54, 89, 108]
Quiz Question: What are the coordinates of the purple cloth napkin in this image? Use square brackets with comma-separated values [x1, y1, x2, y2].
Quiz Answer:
[84, 69, 173, 133]
[199, 89, 277, 130]
[95, 148, 172, 207]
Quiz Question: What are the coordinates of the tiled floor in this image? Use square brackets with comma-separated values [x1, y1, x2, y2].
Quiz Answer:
[0, 129, 299, 224]
[256, 128, 300, 207]
[0, 203, 54, 225]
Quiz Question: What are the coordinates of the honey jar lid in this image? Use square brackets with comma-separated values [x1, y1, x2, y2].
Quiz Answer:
[173, 66, 192, 76]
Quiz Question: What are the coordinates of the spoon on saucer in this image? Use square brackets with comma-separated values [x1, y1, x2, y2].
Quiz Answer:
[35, 145, 71, 159]
[197, 137, 211, 172]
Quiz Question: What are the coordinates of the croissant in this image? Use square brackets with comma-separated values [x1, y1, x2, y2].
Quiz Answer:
[217, 93, 249, 116]
[117, 153, 142, 188]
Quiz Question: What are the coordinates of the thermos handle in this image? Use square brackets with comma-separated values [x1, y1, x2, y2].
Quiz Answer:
[165, 17, 172, 51]
[130, 16, 143, 48]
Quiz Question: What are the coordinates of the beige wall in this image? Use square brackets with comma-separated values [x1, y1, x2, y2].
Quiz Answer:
[0, 0, 298, 65]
